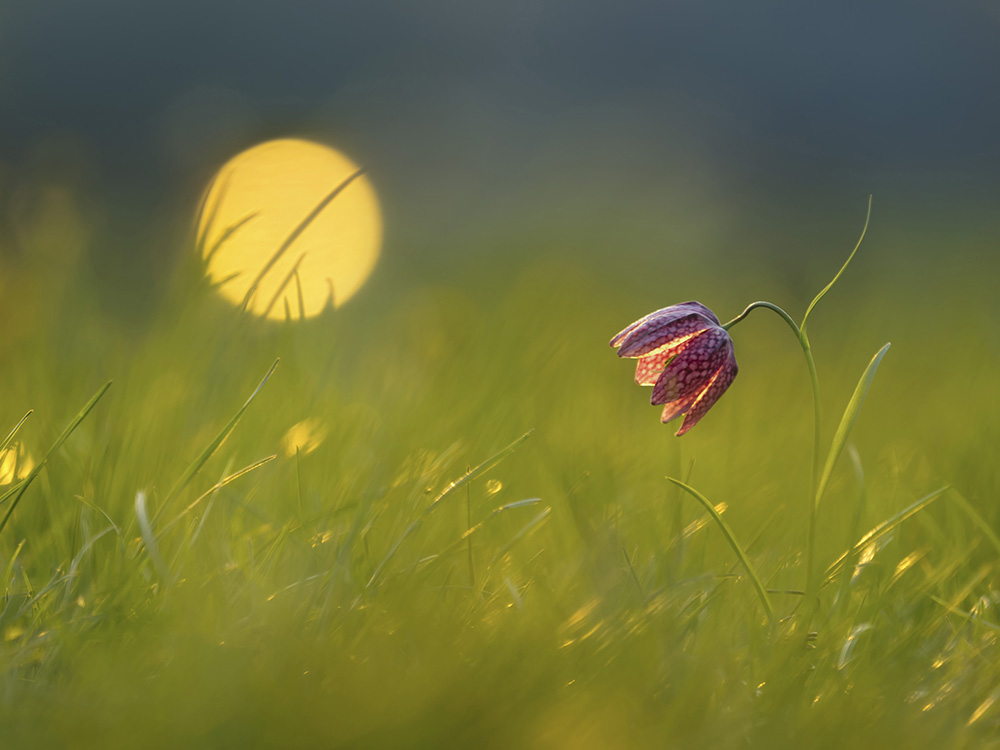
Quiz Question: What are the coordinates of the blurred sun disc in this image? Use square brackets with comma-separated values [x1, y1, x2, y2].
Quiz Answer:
[197, 138, 382, 319]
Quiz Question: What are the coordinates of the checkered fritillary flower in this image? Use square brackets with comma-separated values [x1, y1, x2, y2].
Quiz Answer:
[610, 301, 738, 435]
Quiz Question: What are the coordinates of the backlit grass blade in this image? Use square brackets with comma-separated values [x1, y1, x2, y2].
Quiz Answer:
[823, 486, 948, 585]
[800, 195, 872, 334]
[667, 477, 775, 625]
[366, 430, 533, 589]
[0, 411, 32, 455]
[948, 489, 1000, 559]
[241, 170, 366, 309]
[486, 506, 552, 568]
[157, 359, 278, 517]
[423, 430, 533, 518]
[0, 382, 112, 535]
[421, 498, 545, 567]
[928, 594, 1000, 633]
[204, 212, 259, 265]
[814, 343, 890, 509]
[194, 169, 231, 258]
[2, 539, 26, 597]
[160, 454, 277, 534]
[135, 491, 170, 582]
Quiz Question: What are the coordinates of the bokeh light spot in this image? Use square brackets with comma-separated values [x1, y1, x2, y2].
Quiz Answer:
[0, 443, 35, 486]
[281, 418, 329, 457]
[197, 139, 382, 319]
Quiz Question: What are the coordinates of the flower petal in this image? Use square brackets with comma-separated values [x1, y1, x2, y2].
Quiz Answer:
[660, 392, 698, 424]
[610, 301, 720, 355]
[650, 328, 731, 405]
[634, 330, 703, 385]
[615, 312, 714, 358]
[675, 355, 738, 436]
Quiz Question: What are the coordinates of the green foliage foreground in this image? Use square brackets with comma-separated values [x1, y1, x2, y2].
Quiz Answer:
[0, 225, 998, 749]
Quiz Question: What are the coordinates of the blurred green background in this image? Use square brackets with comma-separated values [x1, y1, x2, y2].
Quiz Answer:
[1, 2, 999, 748]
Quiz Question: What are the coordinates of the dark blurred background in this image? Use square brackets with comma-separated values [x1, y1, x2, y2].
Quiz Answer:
[1, 0, 998, 319]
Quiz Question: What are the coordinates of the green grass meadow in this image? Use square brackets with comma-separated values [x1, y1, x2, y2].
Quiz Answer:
[1, 209, 998, 748]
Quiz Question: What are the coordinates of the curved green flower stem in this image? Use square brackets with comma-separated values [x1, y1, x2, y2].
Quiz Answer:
[723, 301, 823, 598]
[801, 195, 872, 338]
[716, 198, 872, 611]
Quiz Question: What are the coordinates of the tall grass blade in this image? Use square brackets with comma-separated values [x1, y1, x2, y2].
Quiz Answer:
[241, 170, 366, 308]
[366, 431, 533, 589]
[667, 477, 776, 625]
[423, 430, 533, 518]
[135, 491, 171, 582]
[423, 498, 544, 567]
[801, 195, 872, 334]
[928, 595, 1000, 633]
[948, 489, 1000, 559]
[814, 343, 890, 509]
[160, 454, 277, 534]
[158, 359, 278, 517]
[2, 539, 26, 597]
[487, 507, 552, 568]
[194, 170, 231, 258]
[0, 411, 32, 455]
[837, 444, 867, 612]
[204, 212, 259, 264]
[823, 486, 948, 584]
[0, 382, 112, 535]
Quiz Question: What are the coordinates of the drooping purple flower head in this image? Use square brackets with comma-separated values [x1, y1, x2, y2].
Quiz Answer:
[610, 301, 738, 436]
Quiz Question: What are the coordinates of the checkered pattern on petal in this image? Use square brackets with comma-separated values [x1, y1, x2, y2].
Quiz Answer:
[612, 301, 737, 436]
[611, 302, 720, 348]
[633, 333, 700, 385]
[675, 353, 738, 436]
[614, 312, 714, 358]
[660, 392, 699, 424]
[610, 302, 720, 356]
[650, 328, 731, 405]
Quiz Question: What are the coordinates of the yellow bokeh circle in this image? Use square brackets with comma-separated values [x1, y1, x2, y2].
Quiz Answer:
[197, 139, 382, 319]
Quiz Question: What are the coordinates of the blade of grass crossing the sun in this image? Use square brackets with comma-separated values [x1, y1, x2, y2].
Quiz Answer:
[814, 343, 891, 511]
[823, 486, 948, 585]
[0, 411, 32, 455]
[194, 170, 232, 259]
[204, 213, 259, 265]
[241, 170, 366, 310]
[948, 489, 1000, 559]
[366, 430, 534, 589]
[800, 195, 872, 335]
[156, 359, 278, 519]
[667, 477, 775, 625]
[0, 382, 112, 536]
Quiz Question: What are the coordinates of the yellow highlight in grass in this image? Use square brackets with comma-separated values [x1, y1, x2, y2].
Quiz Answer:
[0, 443, 34, 486]
[281, 417, 329, 456]
[198, 138, 382, 319]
